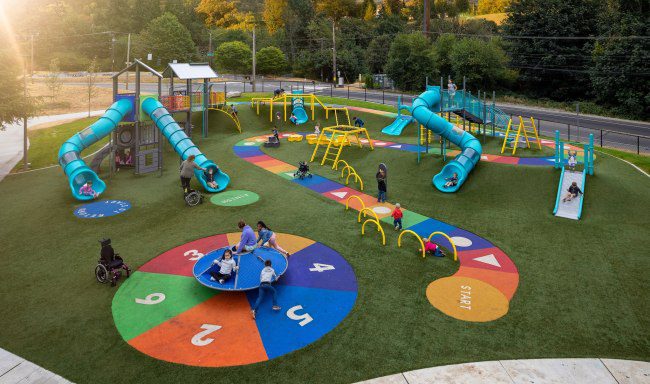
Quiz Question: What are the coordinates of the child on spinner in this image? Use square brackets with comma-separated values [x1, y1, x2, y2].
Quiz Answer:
[251, 259, 281, 319]
[79, 181, 98, 198]
[210, 249, 238, 284]
[256, 221, 290, 257]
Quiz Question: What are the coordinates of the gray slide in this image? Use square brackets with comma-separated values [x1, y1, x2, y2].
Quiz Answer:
[553, 169, 586, 220]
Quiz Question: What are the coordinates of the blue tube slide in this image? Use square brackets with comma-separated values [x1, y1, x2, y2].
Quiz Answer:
[58, 99, 133, 200]
[141, 97, 229, 193]
[381, 115, 414, 136]
[409, 86, 482, 192]
[290, 90, 309, 125]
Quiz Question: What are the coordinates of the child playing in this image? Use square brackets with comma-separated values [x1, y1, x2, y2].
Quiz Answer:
[79, 181, 98, 198]
[251, 259, 281, 319]
[567, 150, 577, 171]
[419, 238, 445, 257]
[289, 113, 297, 124]
[204, 168, 219, 189]
[256, 221, 290, 257]
[376, 168, 387, 203]
[562, 181, 583, 202]
[210, 249, 238, 284]
[352, 116, 364, 127]
[314, 122, 320, 135]
[392, 203, 403, 231]
[275, 112, 281, 124]
[444, 173, 458, 188]
[272, 126, 280, 142]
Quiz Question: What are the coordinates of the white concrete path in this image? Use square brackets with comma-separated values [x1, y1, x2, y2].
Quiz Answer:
[356, 359, 650, 384]
[0, 110, 104, 182]
[0, 348, 72, 383]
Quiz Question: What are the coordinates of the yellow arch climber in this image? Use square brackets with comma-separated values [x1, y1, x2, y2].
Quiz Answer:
[397, 230, 426, 258]
[427, 231, 458, 261]
[361, 219, 386, 246]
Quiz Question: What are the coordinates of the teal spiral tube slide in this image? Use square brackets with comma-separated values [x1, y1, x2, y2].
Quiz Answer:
[141, 97, 229, 192]
[409, 86, 482, 192]
[290, 90, 309, 125]
[58, 99, 132, 200]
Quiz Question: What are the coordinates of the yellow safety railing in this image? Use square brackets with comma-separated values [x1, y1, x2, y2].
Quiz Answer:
[345, 195, 365, 211]
[427, 231, 458, 261]
[357, 207, 380, 224]
[397, 230, 426, 258]
[361, 219, 386, 246]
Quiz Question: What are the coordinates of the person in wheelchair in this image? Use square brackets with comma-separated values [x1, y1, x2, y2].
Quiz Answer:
[293, 161, 312, 179]
[95, 238, 130, 286]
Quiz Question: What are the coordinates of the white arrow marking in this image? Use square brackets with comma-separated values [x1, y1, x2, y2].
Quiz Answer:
[473, 254, 501, 268]
[331, 191, 348, 199]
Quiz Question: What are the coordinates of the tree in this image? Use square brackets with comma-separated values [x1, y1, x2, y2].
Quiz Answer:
[449, 38, 516, 89]
[215, 41, 252, 73]
[503, 0, 602, 99]
[361, 0, 377, 20]
[135, 13, 197, 68]
[196, 0, 254, 30]
[477, 0, 510, 14]
[256, 46, 288, 75]
[315, 0, 357, 21]
[45, 59, 62, 100]
[263, 0, 288, 33]
[385, 33, 435, 91]
[86, 57, 98, 117]
[430, 34, 457, 78]
[590, 1, 650, 118]
[366, 35, 392, 73]
[0, 53, 37, 129]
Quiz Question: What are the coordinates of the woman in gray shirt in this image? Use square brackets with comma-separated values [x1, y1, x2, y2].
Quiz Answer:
[180, 154, 205, 192]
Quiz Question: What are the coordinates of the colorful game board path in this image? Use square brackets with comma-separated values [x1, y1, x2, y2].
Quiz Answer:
[112, 232, 357, 367]
[234, 135, 519, 323]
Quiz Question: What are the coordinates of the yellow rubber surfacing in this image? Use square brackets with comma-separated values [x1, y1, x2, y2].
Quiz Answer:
[426, 277, 509, 322]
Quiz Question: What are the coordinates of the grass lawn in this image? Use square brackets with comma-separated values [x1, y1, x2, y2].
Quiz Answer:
[0, 104, 648, 384]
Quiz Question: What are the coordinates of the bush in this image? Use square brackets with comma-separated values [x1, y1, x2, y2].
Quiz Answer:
[255, 46, 288, 76]
[215, 41, 252, 74]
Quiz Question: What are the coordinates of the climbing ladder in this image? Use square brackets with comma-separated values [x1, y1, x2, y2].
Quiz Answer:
[500, 116, 541, 155]
[310, 125, 374, 168]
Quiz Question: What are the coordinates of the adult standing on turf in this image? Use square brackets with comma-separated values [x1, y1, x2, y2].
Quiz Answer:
[233, 220, 257, 254]
[179, 154, 205, 193]
[376, 168, 387, 203]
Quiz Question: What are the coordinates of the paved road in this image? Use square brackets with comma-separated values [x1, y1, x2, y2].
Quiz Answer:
[66, 80, 650, 153]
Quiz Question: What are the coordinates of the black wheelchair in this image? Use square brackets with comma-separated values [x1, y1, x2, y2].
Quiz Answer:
[95, 238, 131, 287]
[184, 187, 203, 207]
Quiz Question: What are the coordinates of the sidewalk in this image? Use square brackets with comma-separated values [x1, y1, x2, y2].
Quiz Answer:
[356, 358, 650, 384]
[0, 110, 104, 182]
[0, 348, 72, 383]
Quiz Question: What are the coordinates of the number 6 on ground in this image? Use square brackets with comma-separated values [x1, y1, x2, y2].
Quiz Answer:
[135, 293, 166, 305]
[287, 305, 313, 326]
[191, 324, 222, 346]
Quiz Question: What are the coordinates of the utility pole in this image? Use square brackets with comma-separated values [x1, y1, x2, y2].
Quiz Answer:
[423, 0, 430, 38]
[23, 57, 28, 171]
[125, 33, 131, 90]
[332, 20, 337, 86]
[252, 25, 256, 92]
[110, 32, 116, 73]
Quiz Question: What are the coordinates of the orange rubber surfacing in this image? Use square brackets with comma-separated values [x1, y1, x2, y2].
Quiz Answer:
[129, 293, 268, 367]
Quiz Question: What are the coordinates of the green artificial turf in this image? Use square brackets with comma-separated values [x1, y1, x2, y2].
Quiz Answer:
[0, 105, 648, 384]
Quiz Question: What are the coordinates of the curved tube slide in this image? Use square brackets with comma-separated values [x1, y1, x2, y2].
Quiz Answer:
[58, 99, 133, 200]
[409, 86, 482, 192]
[141, 97, 229, 193]
[290, 90, 309, 125]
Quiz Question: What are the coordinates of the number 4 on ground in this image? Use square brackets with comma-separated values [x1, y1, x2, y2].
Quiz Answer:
[309, 263, 335, 272]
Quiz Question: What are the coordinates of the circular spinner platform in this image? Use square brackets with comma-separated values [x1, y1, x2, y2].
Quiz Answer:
[112, 232, 357, 367]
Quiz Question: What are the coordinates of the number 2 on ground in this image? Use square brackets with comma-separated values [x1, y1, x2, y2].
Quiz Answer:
[309, 263, 335, 272]
[191, 324, 222, 346]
